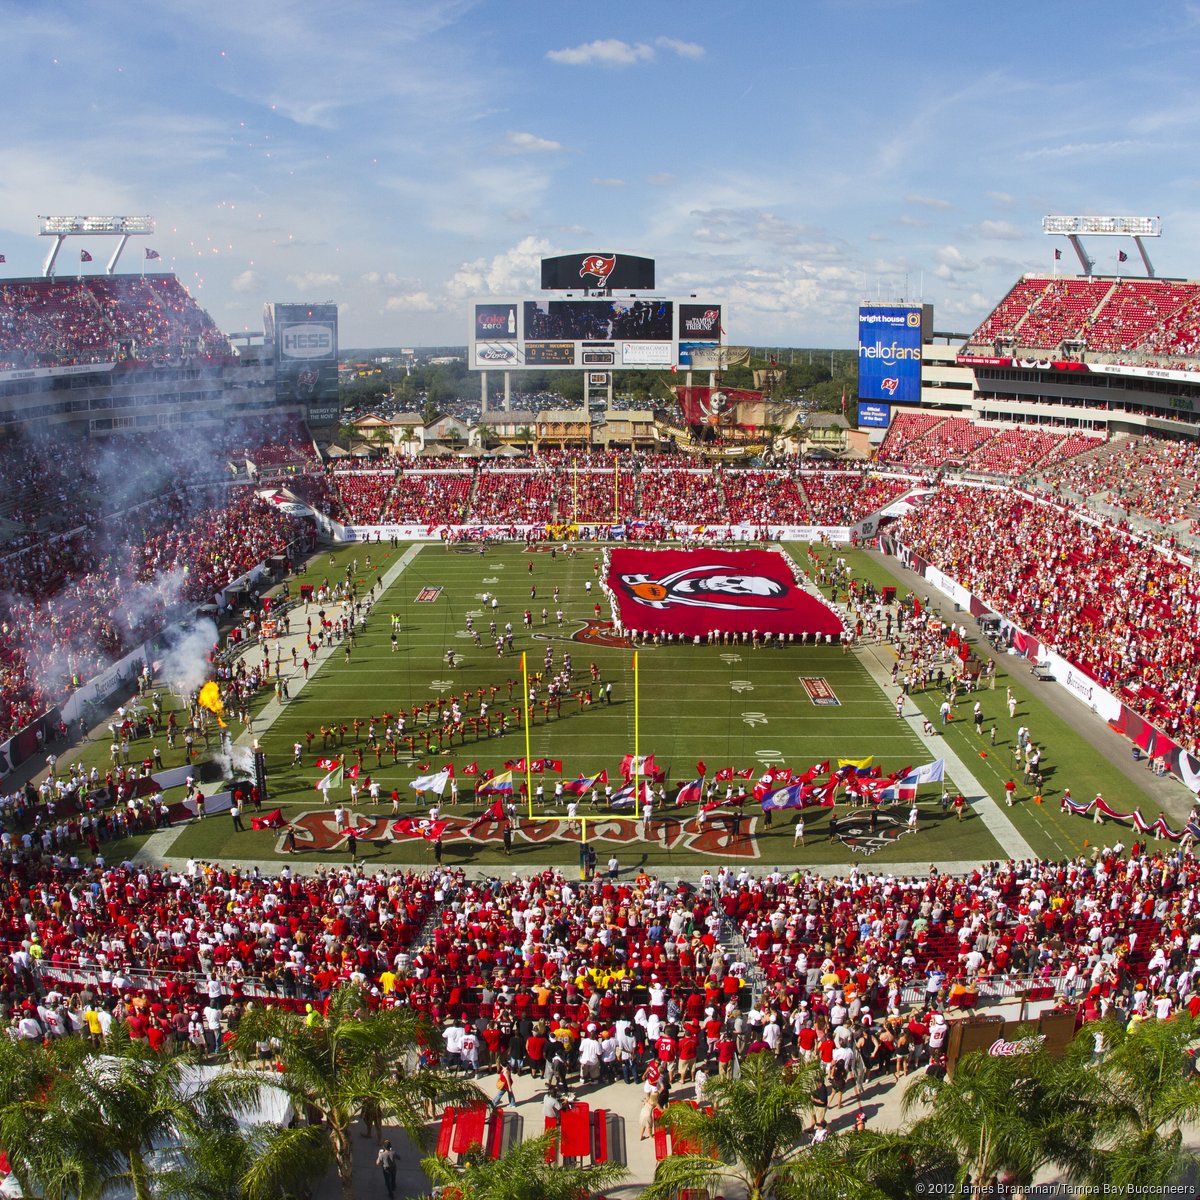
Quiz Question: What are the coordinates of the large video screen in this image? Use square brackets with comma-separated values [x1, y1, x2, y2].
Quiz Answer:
[858, 306, 923, 404]
[523, 299, 673, 342]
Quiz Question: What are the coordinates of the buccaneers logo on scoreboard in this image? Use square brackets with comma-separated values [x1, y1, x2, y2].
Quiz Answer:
[617, 564, 790, 613]
[579, 254, 616, 283]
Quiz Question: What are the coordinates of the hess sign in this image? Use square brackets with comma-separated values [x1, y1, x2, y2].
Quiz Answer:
[281, 324, 334, 359]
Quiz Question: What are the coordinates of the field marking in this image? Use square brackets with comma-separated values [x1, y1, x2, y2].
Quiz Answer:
[855, 644, 1036, 860]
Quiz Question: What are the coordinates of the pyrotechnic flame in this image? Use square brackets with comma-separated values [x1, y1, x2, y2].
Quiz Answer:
[199, 681, 227, 728]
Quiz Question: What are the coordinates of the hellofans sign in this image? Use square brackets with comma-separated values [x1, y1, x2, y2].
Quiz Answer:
[607, 547, 844, 639]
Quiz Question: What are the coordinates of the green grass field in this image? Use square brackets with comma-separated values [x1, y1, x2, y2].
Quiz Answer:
[98, 538, 1174, 871]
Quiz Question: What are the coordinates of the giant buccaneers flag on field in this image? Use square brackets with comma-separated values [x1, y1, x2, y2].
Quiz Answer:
[607, 547, 843, 640]
[393, 818, 448, 841]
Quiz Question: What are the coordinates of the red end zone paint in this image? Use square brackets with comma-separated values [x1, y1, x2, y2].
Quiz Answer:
[607, 547, 843, 639]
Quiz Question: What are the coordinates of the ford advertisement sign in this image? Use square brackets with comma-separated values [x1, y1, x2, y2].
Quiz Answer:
[858, 306, 924, 404]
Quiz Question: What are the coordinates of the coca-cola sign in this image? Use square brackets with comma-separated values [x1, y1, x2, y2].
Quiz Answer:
[679, 304, 722, 340]
[474, 304, 517, 340]
[988, 1034, 1046, 1057]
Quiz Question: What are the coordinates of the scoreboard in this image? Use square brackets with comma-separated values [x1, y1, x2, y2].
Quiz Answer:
[469, 297, 723, 372]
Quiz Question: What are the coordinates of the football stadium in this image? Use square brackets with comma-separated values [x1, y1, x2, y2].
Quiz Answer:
[0, 221, 1198, 1200]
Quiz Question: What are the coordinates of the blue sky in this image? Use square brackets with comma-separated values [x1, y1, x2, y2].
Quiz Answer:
[2, 0, 1199, 349]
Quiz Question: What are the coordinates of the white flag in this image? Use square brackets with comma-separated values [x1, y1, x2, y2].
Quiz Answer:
[911, 759, 946, 784]
[410, 769, 450, 794]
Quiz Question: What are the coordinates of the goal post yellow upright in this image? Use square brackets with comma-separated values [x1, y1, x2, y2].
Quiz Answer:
[633, 649, 643, 819]
[517, 650, 643, 880]
[521, 651, 534, 815]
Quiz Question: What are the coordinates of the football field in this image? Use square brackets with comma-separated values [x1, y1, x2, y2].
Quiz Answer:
[164, 540, 1027, 868]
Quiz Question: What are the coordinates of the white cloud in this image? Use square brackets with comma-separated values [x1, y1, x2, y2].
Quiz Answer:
[1018, 139, 1144, 161]
[286, 272, 342, 292]
[545, 35, 703, 67]
[986, 191, 1016, 206]
[445, 236, 553, 299]
[504, 131, 564, 154]
[976, 219, 1024, 241]
[230, 269, 259, 293]
[591, 177, 625, 188]
[646, 173, 675, 187]
[906, 194, 953, 210]
[934, 245, 977, 272]
[655, 36, 704, 59]
[385, 291, 440, 312]
[546, 39, 654, 67]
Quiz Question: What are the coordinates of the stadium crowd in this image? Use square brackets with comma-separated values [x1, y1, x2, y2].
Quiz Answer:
[0, 277, 230, 370]
[0, 845, 1192, 1074]
[892, 485, 1200, 755]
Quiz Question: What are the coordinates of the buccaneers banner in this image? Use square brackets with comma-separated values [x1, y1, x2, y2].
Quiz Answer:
[607, 547, 844, 639]
[676, 386, 766, 429]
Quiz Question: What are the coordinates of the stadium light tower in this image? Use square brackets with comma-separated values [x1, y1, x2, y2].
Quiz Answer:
[38, 214, 154, 277]
[1042, 214, 1161, 277]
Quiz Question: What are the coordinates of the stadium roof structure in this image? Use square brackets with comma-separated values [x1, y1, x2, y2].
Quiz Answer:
[39, 214, 154, 277]
[1043, 214, 1161, 277]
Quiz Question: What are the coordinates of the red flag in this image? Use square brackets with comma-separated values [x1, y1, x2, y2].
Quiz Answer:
[462, 762, 479, 776]
[715, 767, 734, 782]
[347, 764, 360, 780]
[314, 757, 339, 771]
[80, 250, 93, 263]
[737, 767, 755, 780]
[444, 763, 455, 779]
[465, 799, 505, 834]
[676, 779, 704, 807]
[419, 763, 430, 772]
[531, 759, 546, 774]
[547, 759, 563, 773]
[250, 808, 285, 831]
[1118, 250, 1129, 263]
[145, 248, 160, 260]
[595, 768, 608, 785]
[696, 760, 707, 777]
[393, 818, 448, 841]
[481, 768, 495, 781]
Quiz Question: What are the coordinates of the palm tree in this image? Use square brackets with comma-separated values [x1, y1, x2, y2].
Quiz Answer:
[642, 1051, 866, 1200]
[901, 1039, 1067, 1191]
[0, 1034, 251, 1200]
[158, 1124, 328, 1200]
[1055, 1014, 1200, 1190]
[234, 984, 483, 1200]
[421, 1131, 626, 1200]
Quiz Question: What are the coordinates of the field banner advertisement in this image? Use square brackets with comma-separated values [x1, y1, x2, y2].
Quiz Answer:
[474, 303, 517, 340]
[272, 302, 339, 424]
[606, 547, 844, 639]
[858, 305, 924, 404]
